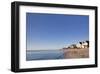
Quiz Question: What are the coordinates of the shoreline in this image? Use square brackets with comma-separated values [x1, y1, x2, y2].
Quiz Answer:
[26, 48, 89, 60]
[63, 48, 89, 59]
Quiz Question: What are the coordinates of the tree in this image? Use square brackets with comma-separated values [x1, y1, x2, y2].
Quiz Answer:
[72, 44, 77, 48]
[79, 42, 82, 45]
[86, 40, 89, 47]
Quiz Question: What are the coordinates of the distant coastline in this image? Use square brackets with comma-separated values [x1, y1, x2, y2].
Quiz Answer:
[26, 40, 89, 60]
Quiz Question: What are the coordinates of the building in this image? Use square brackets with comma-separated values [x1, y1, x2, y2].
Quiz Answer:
[66, 40, 89, 49]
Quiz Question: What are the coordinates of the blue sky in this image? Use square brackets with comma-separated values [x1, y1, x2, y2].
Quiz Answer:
[26, 13, 89, 50]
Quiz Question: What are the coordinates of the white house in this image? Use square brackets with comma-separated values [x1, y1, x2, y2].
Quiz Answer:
[76, 43, 82, 48]
[82, 41, 88, 48]
[66, 41, 89, 49]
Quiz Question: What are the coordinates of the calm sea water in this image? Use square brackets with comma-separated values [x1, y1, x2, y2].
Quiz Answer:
[26, 50, 64, 61]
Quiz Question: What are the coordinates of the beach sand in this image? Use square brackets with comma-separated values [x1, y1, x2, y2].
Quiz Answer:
[63, 48, 89, 59]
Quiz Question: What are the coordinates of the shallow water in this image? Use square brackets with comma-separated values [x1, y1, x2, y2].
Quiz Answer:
[26, 50, 64, 61]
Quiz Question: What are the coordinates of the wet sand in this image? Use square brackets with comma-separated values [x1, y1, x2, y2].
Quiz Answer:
[63, 48, 89, 59]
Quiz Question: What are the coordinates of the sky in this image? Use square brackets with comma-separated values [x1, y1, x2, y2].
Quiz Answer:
[26, 13, 89, 50]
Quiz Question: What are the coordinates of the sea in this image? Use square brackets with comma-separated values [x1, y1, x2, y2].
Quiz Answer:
[26, 50, 64, 61]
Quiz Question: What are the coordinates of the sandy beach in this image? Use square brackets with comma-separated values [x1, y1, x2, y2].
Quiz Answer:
[63, 48, 89, 59]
